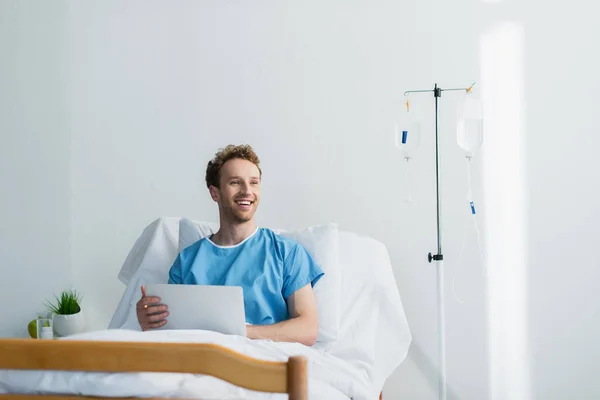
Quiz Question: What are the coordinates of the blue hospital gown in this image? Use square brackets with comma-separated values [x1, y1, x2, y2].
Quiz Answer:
[168, 227, 324, 325]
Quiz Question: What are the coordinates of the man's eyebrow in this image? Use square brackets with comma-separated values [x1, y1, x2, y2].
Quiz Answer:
[227, 176, 261, 180]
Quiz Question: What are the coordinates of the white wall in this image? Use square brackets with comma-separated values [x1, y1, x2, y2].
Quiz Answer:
[2, 0, 599, 399]
[0, 1, 72, 337]
[67, 2, 487, 399]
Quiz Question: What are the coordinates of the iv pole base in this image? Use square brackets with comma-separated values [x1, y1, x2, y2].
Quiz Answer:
[428, 253, 444, 263]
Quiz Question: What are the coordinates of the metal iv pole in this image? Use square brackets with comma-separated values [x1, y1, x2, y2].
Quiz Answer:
[403, 82, 476, 400]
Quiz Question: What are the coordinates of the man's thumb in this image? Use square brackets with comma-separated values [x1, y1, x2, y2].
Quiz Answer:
[141, 285, 146, 298]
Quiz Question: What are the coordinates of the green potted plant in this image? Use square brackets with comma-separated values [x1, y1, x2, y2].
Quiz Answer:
[45, 289, 85, 337]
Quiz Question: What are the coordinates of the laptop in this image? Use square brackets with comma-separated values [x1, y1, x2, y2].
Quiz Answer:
[145, 284, 246, 336]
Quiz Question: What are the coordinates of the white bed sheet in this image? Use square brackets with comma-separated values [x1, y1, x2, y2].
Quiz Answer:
[0, 329, 371, 400]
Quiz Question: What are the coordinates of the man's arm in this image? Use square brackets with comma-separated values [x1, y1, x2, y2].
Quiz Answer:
[246, 283, 318, 346]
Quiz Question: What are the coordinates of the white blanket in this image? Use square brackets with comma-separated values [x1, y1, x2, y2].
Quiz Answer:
[0, 329, 372, 400]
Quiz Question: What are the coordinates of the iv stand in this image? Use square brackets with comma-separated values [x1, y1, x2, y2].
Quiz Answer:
[403, 82, 475, 400]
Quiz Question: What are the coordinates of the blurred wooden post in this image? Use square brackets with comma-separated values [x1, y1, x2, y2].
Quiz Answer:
[287, 356, 307, 400]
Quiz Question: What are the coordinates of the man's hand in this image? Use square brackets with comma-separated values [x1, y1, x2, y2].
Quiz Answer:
[246, 283, 318, 346]
[136, 285, 169, 331]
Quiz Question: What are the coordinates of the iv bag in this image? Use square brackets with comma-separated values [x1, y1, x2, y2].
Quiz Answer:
[394, 119, 421, 159]
[457, 94, 483, 156]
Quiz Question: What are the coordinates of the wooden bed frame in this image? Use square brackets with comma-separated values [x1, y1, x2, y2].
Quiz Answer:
[0, 339, 307, 400]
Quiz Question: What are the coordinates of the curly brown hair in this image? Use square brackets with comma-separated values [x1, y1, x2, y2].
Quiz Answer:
[205, 144, 262, 188]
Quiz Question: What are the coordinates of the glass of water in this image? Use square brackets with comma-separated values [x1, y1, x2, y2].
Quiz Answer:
[36, 312, 54, 340]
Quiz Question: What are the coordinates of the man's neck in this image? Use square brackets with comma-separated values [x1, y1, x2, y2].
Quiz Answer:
[211, 220, 257, 246]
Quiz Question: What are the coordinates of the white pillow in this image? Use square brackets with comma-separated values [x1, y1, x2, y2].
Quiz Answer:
[178, 218, 218, 251]
[117, 217, 180, 285]
[274, 224, 341, 343]
[178, 218, 341, 343]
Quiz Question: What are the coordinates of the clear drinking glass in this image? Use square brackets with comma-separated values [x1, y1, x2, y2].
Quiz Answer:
[36, 312, 54, 340]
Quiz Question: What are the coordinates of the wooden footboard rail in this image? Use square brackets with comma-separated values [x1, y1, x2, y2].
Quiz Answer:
[0, 339, 307, 400]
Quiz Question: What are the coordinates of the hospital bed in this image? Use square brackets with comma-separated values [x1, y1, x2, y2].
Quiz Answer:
[0, 339, 308, 399]
[0, 217, 412, 400]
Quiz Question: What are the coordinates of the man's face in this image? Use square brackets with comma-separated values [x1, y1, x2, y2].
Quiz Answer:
[210, 158, 261, 224]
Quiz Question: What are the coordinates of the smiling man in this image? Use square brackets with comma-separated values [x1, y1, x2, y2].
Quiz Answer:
[136, 145, 324, 346]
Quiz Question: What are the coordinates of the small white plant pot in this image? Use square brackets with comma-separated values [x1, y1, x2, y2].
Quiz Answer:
[53, 310, 85, 337]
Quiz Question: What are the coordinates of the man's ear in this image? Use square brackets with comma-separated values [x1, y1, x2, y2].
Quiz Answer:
[209, 185, 219, 202]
